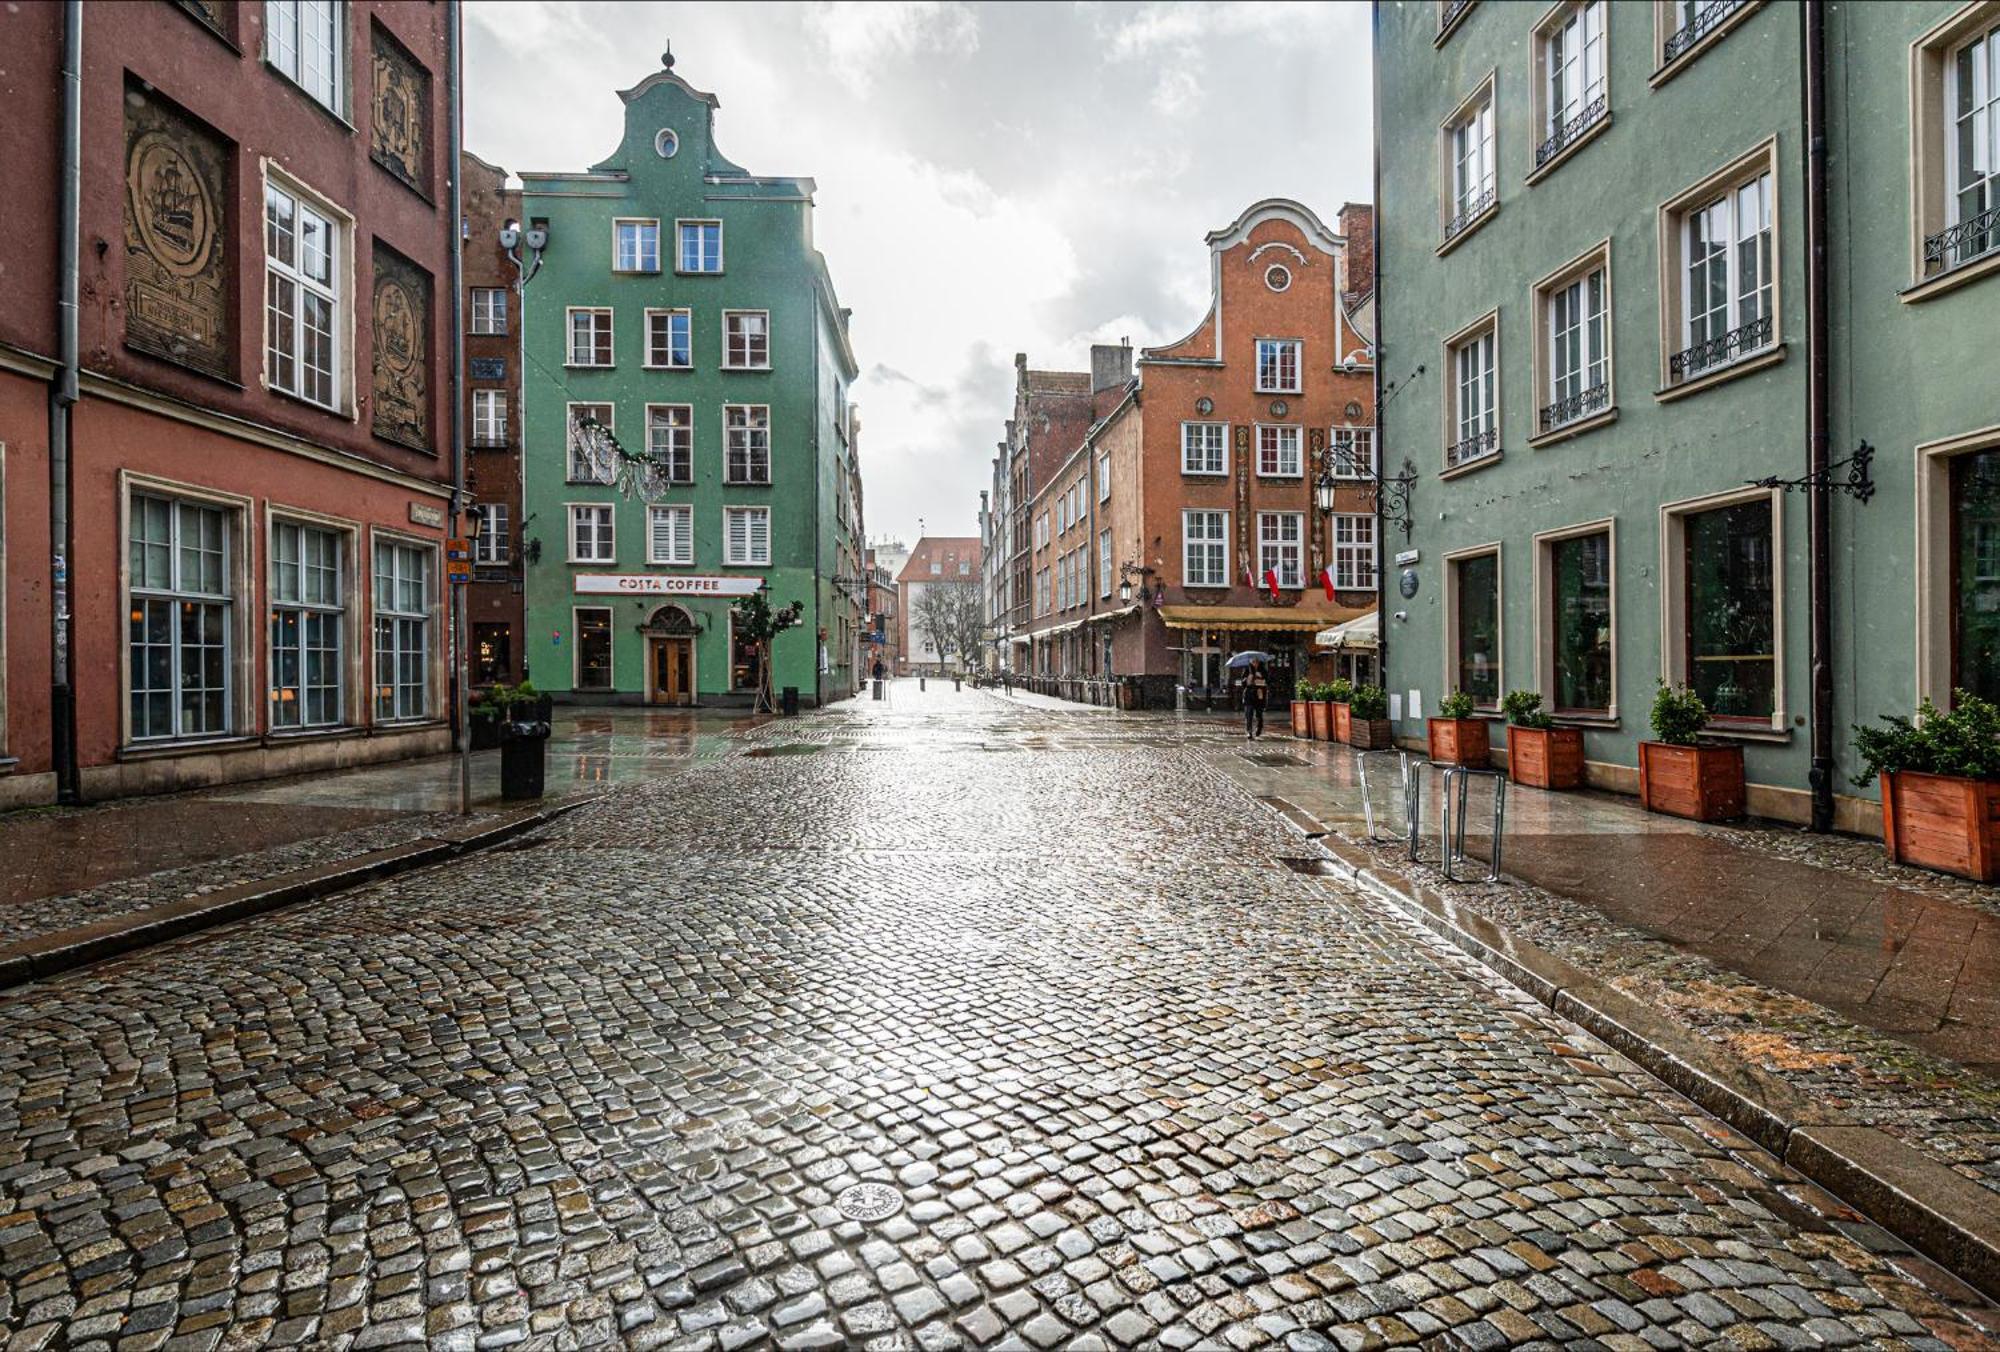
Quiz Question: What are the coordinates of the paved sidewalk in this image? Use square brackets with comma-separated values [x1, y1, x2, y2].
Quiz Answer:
[1214, 736, 2000, 1205]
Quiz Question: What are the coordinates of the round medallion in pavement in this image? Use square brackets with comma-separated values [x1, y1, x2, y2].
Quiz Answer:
[834, 1182, 903, 1222]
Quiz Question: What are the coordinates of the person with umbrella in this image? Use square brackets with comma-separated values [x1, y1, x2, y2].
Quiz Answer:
[1229, 650, 1273, 740]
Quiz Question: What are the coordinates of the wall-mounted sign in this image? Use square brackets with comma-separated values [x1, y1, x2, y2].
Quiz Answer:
[1398, 568, 1420, 599]
[574, 573, 765, 597]
[470, 356, 507, 380]
[1345, 400, 1365, 421]
[1394, 549, 1420, 566]
[408, 502, 446, 528]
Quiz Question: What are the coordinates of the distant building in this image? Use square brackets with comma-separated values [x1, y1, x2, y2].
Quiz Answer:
[898, 537, 981, 674]
[996, 356, 1097, 675]
[462, 151, 524, 687]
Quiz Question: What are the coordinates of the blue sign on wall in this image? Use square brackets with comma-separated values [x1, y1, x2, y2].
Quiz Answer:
[470, 356, 508, 380]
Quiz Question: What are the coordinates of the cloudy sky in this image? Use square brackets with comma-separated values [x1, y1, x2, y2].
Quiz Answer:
[466, 1, 1372, 545]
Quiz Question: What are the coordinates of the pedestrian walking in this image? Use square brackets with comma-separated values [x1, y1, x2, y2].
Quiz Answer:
[871, 658, 885, 681]
[1242, 660, 1268, 740]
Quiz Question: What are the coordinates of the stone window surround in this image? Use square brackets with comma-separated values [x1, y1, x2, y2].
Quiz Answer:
[367, 525, 442, 726]
[1440, 307, 1502, 477]
[1526, 0, 1613, 187]
[1653, 135, 1784, 400]
[1532, 515, 1619, 724]
[1657, 484, 1788, 739]
[1443, 541, 1504, 714]
[1528, 238, 1618, 447]
[1905, 1, 2000, 302]
[1437, 71, 1500, 256]
[1651, 0, 1765, 87]
[263, 500, 365, 734]
[261, 162, 355, 416]
[1915, 421, 2000, 707]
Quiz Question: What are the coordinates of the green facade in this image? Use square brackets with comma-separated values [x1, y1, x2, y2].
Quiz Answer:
[1376, 0, 2000, 830]
[518, 61, 860, 707]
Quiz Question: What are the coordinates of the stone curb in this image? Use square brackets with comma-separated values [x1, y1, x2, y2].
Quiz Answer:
[1255, 792, 2000, 1305]
[0, 798, 591, 993]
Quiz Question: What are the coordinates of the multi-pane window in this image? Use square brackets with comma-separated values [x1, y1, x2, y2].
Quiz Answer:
[613, 219, 660, 273]
[1547, 268, 1608, 424]
[1681, 499, 1774, 722]
[1332, 427, 1377, 478]
[724, 311, 770, 369]
[270, 520, 342, 730]
[646, 405, 694, 483]
[569, 504, 615, 563]
[567, 404, 615, 484]
[1953, 450, 2000, 702]
[1452, 551, 1501, 708]
[266, 0, 341, 112]
[568, 308, 613, 367]
[470, 287, 508, 335]
[1946, 21, 2000, 271]
[724, 506, 771, 566]
[1254, 339, 1301, 393]
[1679, 171, 1773, 374]
[265, 182, 339, 408]
[1181, 422, 1227, 474]
[575, 608, 613, 691]
[1550, 531, 1613, 714]
[373, 540, 430, 721]
[472, 389, 507, 446]
[649, 504, 693, 565]
[473, 504, 509, 564]
[1331, 514, 1377, 591]
[1098, 455, 1111, 501]
[1447, 92, 1496, 232]
[1541, 1, 1606, 159]
[1099, 529, 1112, 598]
[1183, 510, 1228, 587]
[646, 309, 692, 368]
[678, 220, 723, 273]
[1256, 424, 1302, 477]
[1449, 326, 1498, 465]
[1257, 512, 1304, 589]
[129, 494, 232, 741]
[725, 405, 770, 484]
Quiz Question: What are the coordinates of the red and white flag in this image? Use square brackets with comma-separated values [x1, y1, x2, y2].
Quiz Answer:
[1264, 568, 1281, 600]
[1243, 561, 1258, 590]
[1321, 565, 1337, 601]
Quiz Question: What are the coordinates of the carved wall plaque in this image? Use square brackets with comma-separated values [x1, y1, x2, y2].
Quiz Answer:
[371, 22, 431, 195]
[371, 244, 431, 450]
[123, 81, 231, 380]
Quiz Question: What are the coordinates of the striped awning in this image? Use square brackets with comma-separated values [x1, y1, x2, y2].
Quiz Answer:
[1158, 604, 1354, 633]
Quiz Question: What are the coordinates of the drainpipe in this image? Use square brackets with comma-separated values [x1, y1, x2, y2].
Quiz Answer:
[1804, 0, 1834, 833]
[49, 0, 83, 805]
[1370, 1, 1390, 700]
[811, 300, 823, 708]
[447, 0, 469, 812]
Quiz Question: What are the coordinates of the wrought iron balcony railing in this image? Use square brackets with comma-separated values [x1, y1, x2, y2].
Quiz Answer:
[1924, 206, 2000, 278]
[1539, 382, 1609, 434]
[1441, 184, 1497, 246]
[1669, 314, 1773, 381]
[1445, 427, 1498, 469]
[1438, 0, 1475, 35]
[1663, 0, 1747, 64]
[1535, 93, 1607, 169]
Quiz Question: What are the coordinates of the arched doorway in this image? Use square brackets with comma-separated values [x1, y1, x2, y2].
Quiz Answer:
[640, 605, 699, 706]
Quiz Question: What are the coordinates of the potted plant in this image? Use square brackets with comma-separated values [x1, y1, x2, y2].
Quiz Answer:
[1327, 677, 1356, 743]
[1290, 681, 1315, 738]
[1501, 689, 1584, 790]
[1855, 691, 2000, 881]
[1638, 682, 1744, 821]
[488, 681, 551, 802]
[1347, 683, 1393, 750]
[1427, 690, 1490, 766]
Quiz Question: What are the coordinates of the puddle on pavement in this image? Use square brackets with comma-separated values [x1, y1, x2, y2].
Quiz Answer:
[741, 744, 824, 758]
[1247, 752, 1309, 767]
[1277, 856, 1339, 876]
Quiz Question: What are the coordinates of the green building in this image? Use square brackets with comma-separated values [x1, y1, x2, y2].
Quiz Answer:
[1376, 0, 2000, 833]
[517, 53, 862, 708]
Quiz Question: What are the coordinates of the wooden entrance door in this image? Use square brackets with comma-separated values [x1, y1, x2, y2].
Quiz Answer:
[650, 638, 694, 706]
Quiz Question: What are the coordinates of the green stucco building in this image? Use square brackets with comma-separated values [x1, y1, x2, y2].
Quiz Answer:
[517, 54, 863, 708]
[1376, 0, 2000, 833]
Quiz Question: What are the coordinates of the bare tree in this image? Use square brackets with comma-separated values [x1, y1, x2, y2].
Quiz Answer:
[911, 580, 982, 671]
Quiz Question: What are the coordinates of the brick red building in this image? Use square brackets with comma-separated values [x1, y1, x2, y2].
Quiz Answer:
[0, 2, 460, 803]
[462, 150, 521, 686]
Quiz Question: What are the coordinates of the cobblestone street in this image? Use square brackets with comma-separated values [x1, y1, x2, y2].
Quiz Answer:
[2, 685, 1996, 1350]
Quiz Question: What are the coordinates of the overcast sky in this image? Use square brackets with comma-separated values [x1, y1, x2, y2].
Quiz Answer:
[466, 1, 1373, 546]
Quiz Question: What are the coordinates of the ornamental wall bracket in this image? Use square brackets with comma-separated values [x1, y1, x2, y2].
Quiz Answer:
[1747, 441, 1875, 504]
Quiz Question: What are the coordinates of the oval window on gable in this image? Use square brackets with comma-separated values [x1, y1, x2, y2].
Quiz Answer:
[1265, 264, 1292, 293]
[655, 128, 680, 159]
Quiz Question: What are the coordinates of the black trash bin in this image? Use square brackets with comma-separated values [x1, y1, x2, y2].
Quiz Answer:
[500, 720, 550, 801]
[781, 686, 800, 716]
[872, 678, 884, 700]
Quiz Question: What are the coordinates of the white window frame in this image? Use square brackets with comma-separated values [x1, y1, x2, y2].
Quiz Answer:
[724, 404, 771, 485]
[1655, 0, 1763, 80]
[1658, 138, 1782, 392]
[263, 175, 345, 410]
[1331, 513, 1377, 591]
[1183, 510, 1229, 587]
[1254, 339, 1302, 394]
[566, 307, 614, 368]
[646, 403, 694, 485]
[1182, 421, 1228, 475]
[568, 503, 615, 564]
[677, 218, 724, 274]
[1440, 74, 1499, 248]
[648, 503, 694, 566]
[1331, 426, 1377, 479]
[1531, 0, 1610, 180]
[266, 0, 343, 114]
[470, 286, 508, 335]
[269, 517, 346, 731]
[566, 403, 616, 485]
[1099, 529, 1112, 599]
[1531, 240, 1616, 441]
[1443, 309, 1501, 470]
[127, 488, 239, 743]
[645, 308, 693, 370]
[612, 218, 661, 274]
[473, 504, 509, 565]
[1911, 4, 2000, 292]
[371, 533, 434, 723]
[471, 389, 507, 447]
[1098, 454, 1111, 502]
[1258, 512, 1305, 590]
[724, 505, 771, 566]
[1658, 484, 1785, 734]
[1256, 424, 1303, 478]
[723, 310, 771, 370]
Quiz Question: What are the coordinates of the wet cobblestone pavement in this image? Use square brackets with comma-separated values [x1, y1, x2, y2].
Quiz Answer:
[2, 686, 1997, 1349]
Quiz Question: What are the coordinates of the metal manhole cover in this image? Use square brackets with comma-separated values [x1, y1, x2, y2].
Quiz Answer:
[834, 1183, 904, 1222]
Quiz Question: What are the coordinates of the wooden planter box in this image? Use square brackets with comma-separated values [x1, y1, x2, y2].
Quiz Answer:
[1881, 770, 2000, 882]
[1308, 700, 1333, 740]
[1507, 725, 1584, 790]
[1426, 717, 1490, 766]
[1638, 741, 1745, 821]
[1289, 700, 1310, 738]
[1332, 702, 1353, 743]
[1348, 717, 1394, 750]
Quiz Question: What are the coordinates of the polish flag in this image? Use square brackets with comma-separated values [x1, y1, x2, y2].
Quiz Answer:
[1321, 565, 1337, 601]
[1264, 568, 1281, 600]
[1243, 561, 1258, 590]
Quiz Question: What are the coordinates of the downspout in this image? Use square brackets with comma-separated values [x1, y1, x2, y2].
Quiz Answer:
[447, 0, 469, 810]
[50, 0, 83, 804]
[1371, 0, 1390, 699]
[810, 291, 823, 708]
[1804, 0, 1834, 833]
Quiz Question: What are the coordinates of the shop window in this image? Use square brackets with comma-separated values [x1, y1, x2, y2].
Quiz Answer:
[1954, 448, 2000, 702]
[130, 492, 234, 741]
[270, 519, 344, 729]
[1448, 548, 1502, 709]
[1539, 524, 1615, 716]
[574, 607, 612, 690]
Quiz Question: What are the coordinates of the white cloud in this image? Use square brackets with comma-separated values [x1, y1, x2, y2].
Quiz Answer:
[802, 1, 979, 93]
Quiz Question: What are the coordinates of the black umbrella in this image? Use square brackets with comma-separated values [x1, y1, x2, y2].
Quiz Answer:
[1226, 651, 1274, 669]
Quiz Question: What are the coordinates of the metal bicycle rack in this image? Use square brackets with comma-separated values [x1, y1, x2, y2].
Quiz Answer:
[1439, 765, 1508, 883]
[1355, 750, 1423, 861]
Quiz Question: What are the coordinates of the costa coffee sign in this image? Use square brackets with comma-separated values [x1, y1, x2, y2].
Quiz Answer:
[573, 573, 765, 597]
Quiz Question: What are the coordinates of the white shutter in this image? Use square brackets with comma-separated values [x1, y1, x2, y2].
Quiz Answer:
[726, 509, 747, 564]
[750, 508, 770, 564]
[673, 507, 691, 564]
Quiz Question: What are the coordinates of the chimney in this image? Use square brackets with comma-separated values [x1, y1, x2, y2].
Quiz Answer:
[1337, 202, 1375, 306]
[1089, 342, 1133, 394]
